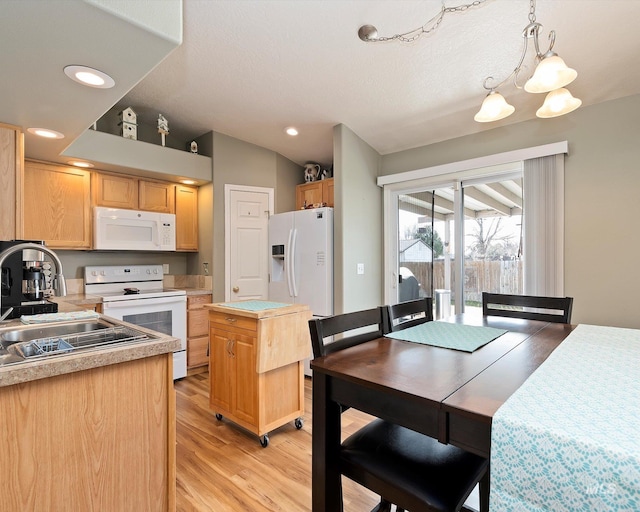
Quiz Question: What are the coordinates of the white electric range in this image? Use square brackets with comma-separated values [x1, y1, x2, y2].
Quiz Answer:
[84, 264, 187, 380]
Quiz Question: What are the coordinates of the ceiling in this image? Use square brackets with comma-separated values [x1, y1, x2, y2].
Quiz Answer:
[4, 0, 640, 170]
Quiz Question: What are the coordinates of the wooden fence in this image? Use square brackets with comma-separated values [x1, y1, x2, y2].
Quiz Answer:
[402, 260, 522, 304]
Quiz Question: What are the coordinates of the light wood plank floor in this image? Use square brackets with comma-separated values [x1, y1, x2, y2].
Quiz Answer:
[175, 372, 382, 512]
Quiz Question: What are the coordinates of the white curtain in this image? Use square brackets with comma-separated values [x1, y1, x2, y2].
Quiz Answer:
[523, 154, 564, 296]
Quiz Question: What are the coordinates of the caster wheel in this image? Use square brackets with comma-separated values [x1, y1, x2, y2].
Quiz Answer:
[215, 413, 223, 421]
[294, 418, 304, 429]
[260, 434, 270, 448]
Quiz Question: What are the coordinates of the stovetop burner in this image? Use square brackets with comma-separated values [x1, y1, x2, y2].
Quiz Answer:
[84, 265, 186, 302]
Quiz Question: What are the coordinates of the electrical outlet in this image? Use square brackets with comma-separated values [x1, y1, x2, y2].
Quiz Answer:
[163, 263, 170, 274]
[357, 263, 365, 275]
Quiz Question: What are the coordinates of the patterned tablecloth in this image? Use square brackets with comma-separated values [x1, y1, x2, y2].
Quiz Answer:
[384, 321, 506, 352]
[490, 324, 640, 511]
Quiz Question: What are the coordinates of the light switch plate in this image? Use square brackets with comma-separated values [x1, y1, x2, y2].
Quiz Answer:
[357, 263, 365, 275]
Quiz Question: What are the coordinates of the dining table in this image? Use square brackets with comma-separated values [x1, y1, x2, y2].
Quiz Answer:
[310, 312, 575, 511]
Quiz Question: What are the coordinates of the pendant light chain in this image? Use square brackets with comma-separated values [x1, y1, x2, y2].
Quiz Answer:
[360, 0, 489, 43]
[528, 0, 537, 24]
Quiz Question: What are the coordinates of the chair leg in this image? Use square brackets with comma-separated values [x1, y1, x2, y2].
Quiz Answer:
[478, 467, 490, 512]
[370, 499, 392, 512]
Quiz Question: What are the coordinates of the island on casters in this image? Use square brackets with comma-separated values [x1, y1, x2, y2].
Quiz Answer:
[206, 300, 311, 447]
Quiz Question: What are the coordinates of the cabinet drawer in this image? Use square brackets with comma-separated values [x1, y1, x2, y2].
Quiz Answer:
[188, 294, 211, 309]
[188, 308, 209, 338]
[210, 312, 257, 332]
[187, 336, 209, 368]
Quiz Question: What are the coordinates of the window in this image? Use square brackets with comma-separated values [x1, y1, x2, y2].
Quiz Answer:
[380, 142, 567, 312]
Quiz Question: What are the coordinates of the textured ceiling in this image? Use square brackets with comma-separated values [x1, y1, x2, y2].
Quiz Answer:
[116, 0, 640, 167]
[4, 0, 640, 169]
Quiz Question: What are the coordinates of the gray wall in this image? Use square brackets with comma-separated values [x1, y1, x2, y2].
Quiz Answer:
[378, 94, 640, 329]
[210, 132, 301, 302]
[276, 153, 305, 213]
[58, 250, 188, 280]
[333, 124, 383, 314]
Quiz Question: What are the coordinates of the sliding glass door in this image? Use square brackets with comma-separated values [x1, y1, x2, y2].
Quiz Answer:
[389, 168, 523, 316]
[460, 175, 523, 313]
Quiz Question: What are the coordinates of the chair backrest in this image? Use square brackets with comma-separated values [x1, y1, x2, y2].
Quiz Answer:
[308, 307, 385, 358]
[482, 292, 573, 324]
[383, 297, 433, 333]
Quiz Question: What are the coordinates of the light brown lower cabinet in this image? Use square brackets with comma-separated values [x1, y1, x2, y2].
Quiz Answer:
[187, 294, 212, 369]
[206, 302, 310, 446]
[0, 354, 176, 512]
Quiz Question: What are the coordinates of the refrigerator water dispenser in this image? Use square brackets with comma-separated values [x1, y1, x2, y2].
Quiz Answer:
[271, 244, 285, 282]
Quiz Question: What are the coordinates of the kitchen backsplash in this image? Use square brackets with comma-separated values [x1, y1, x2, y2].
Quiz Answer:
[165, 274, 213, 290]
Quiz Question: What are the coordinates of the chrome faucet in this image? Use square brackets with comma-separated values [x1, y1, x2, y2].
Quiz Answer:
[0, 242, 67, 322]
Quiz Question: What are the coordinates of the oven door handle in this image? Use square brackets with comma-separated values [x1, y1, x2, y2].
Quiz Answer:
[102, 296, 187, 309]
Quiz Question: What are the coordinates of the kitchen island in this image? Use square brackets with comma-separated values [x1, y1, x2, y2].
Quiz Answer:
[206, 300, 310, 446]
[0, 309, 179, 512]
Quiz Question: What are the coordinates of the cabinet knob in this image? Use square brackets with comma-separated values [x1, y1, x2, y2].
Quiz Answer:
[232, 286, 239, 293]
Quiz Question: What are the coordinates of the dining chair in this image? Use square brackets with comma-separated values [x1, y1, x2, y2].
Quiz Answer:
[383, 297, 434, 333]
[482, 292, 573, 323]
[309, 308, 489, 512]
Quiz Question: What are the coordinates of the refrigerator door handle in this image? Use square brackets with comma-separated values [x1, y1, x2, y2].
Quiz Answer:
[286, 228, 295, 298]
[290, 228, 299, 297]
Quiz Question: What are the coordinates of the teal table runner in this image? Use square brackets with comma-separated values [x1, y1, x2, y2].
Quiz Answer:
[219, 300, 290, 311]
[385, 321, 506, 352]
[490, 324, 640, 510]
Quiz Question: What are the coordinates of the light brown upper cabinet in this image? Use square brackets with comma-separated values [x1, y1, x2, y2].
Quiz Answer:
[93, 172, 174, 213]
[295, 178, 333, 210]
[175, 184, 198, 251]
[0, 123, 23, 240]
[91, 172, 138, 209]
[23, 160, 91, 249]
[138, 179, 174, 213]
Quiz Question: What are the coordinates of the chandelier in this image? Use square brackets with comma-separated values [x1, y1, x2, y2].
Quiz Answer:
[357, 0, 581, 123]
[474, 0, 580, 122]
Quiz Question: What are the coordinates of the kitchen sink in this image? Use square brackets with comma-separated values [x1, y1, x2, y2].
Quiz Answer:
[0, 319, 157, 365]
[0, 320, 114, 346]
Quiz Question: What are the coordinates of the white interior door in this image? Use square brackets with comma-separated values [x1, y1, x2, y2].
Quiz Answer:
[225, 185, 273, 302]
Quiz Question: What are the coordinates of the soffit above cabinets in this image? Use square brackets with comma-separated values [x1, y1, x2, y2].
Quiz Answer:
[0, 0, 182, 167]
[63, 129, 212, 184]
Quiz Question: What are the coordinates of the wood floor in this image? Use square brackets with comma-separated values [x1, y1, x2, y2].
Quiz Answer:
[174, 372, 382, 512]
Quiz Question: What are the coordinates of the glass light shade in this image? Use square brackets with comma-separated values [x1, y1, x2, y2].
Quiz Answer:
[474, 91, 515, 123]
[536, 88, 582, 118]
[524, 55, 577, 93]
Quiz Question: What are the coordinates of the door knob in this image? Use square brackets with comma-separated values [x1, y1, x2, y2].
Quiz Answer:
[232, 286, 239, 292]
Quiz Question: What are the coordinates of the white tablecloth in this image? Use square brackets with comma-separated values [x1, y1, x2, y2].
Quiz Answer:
[490, 324, 640, 511]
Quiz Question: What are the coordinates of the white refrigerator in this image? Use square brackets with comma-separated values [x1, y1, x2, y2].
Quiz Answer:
[269, 207, 333, 375]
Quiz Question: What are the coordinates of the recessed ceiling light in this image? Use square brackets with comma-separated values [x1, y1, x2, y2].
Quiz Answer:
[285, 127, 299, 136]
[27, 128, 64, 139]
[181, 179, 196, 185]
[64, 65, 115, 89]
[68, 160, 94, 168]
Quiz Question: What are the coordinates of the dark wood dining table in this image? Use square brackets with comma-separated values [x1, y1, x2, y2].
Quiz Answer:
[310, 312, 575, 511]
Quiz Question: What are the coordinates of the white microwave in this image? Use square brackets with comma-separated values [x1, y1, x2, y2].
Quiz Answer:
[94, 207, 176, 251]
